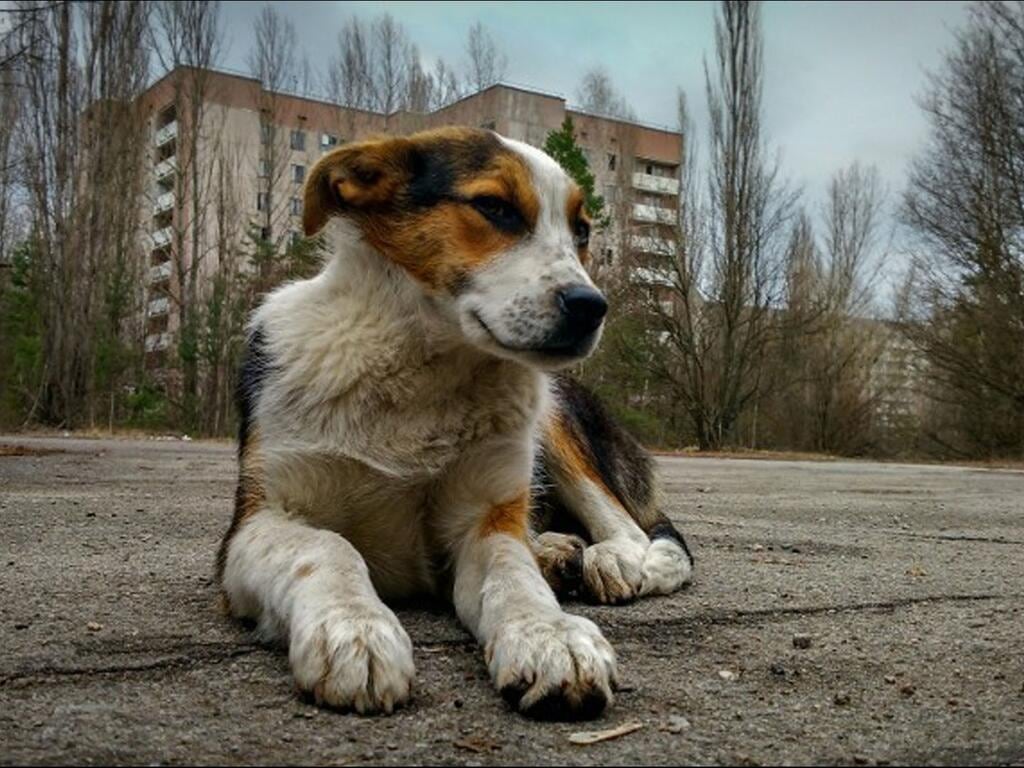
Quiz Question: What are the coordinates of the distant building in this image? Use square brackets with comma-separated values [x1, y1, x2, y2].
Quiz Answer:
[137, 66, 682, 372]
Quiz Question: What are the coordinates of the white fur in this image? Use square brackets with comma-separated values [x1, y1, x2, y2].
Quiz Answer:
[222, 505, 415, 712]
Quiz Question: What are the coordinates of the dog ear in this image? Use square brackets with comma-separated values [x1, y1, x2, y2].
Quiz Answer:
[303, 137, 416, 237]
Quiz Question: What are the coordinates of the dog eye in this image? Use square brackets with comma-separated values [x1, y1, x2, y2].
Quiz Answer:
[574, 219, 590, 248]
[470, 195, 523, 231]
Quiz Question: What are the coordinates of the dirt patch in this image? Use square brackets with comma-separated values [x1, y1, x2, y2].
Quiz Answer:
[0, 444, 65, 458]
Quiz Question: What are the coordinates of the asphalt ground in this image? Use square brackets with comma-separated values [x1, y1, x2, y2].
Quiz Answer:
[1, 435, 1022, 765]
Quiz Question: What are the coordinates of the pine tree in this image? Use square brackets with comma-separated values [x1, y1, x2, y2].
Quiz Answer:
[543, 117, 609, 228]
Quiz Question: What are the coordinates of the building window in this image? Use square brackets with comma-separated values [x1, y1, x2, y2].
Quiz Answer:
[608, 153, 617, 171]
[290, 197, 301, 215]
[646, 163, 654, 175]
[289, 231, 302, 247]
[292, 164, 305, 183]
[260, 226, 271, 241]
[257, 192, 268, 211]
[321, 133, 338, 148]
[290, 130, 306, 151]
[258, 159, 269, 178]
[261, 123, 273, 144]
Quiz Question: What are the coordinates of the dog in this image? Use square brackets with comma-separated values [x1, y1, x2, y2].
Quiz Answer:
[215, 126, 693, 720]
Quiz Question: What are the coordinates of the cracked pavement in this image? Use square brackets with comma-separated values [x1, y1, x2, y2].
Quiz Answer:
[1, 435, 1023, 765]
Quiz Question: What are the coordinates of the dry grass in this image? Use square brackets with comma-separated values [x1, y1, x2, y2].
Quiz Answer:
[0, 444, 65, 457]
[652, 447, 838, 463]
[653, 447, 1024, 471]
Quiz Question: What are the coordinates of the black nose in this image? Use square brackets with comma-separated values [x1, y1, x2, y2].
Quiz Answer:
[557, 284, 608, 335]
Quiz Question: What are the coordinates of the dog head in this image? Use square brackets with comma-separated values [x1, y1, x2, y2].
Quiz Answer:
[303, 127, 607, 370]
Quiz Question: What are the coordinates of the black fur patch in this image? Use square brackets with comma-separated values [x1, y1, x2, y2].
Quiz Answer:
[235, 326, 272, 458]
[552, 374, 654, 516]
[405, 132, 503, 209]
[215, 327, 273, 582]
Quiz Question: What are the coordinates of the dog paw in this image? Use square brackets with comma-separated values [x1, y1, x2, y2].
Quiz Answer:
[640, 537, 693, 596]
[533, 532, 586, 596]
[583, 538, 646, 604]
[486, 612, 617, 720]
[289, 602, 414, 714]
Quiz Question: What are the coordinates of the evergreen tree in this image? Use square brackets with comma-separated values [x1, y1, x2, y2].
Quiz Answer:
[543, 117, 609, 228]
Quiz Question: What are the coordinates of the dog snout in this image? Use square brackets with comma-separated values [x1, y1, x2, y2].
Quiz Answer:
[532, 284, 607, 357]
[556, 285, 608, 336]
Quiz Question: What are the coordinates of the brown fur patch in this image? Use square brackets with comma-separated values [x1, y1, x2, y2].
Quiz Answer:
[455, 152, 541, 229]
[360, 201, 521, 288]
[565, 185, 591, 265]
[303, 126, 541, 291]
[479, 491, 529, 540]
[545, 415, 615, 499]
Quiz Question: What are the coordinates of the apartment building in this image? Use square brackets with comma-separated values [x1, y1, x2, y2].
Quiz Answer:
[136, 66, 682, 370]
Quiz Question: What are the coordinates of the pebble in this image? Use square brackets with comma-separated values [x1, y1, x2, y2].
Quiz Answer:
[899, 684, 916, 697]
[792, 633, 813, 650]
[86, 621, 103, 632]
[719, 669, 738, 681]
[661, 715, 691, 733]
[834, 692, 851, 706]
[884, 675, 896, 685]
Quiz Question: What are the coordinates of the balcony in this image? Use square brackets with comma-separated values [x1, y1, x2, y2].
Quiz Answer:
[153, 191, 175, 215]
[152, 226, 172, 249]
[630, 235, 677, 256]
[149, 261, 172, 283]
[155, 157, 176, 182]
[631, 266, 675, 287]
[632, 172, 680, 196]
[147, 297, 170, 317]
[145, 332, 170, 352]
[632, 203, 677, 225]
[155, 120, 178, 147]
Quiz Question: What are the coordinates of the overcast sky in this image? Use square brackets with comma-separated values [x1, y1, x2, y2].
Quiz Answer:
[218, 1, 971, 233]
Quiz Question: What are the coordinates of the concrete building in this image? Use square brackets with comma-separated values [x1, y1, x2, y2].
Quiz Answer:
[137, 66, 682, 371]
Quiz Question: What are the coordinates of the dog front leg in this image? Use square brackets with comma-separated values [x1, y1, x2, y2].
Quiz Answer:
[220, 505, 415, 713]
[437, 444, 617, 720]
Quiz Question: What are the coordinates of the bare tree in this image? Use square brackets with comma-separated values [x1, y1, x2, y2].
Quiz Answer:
[576, 67, 637, 120]
[326, 13, 443, 116]
[248, 4, 303, 280]
[431, 57, 463, 108]
[801, 165, 885, 453]
[899, 0, 1024, 457]
[325, 16, 372, 111]
[371, 13, 411, 114]
[464, 21, 506, 93]
[150, 0, 224, 428]
[6, 1, 150, 427]
[200, 140, 249, 434]
[629, 2, 797, 450]
[0, 29, 22, 265]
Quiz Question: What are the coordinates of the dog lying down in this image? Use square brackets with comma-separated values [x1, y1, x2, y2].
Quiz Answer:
[216, 126, 694, 720]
